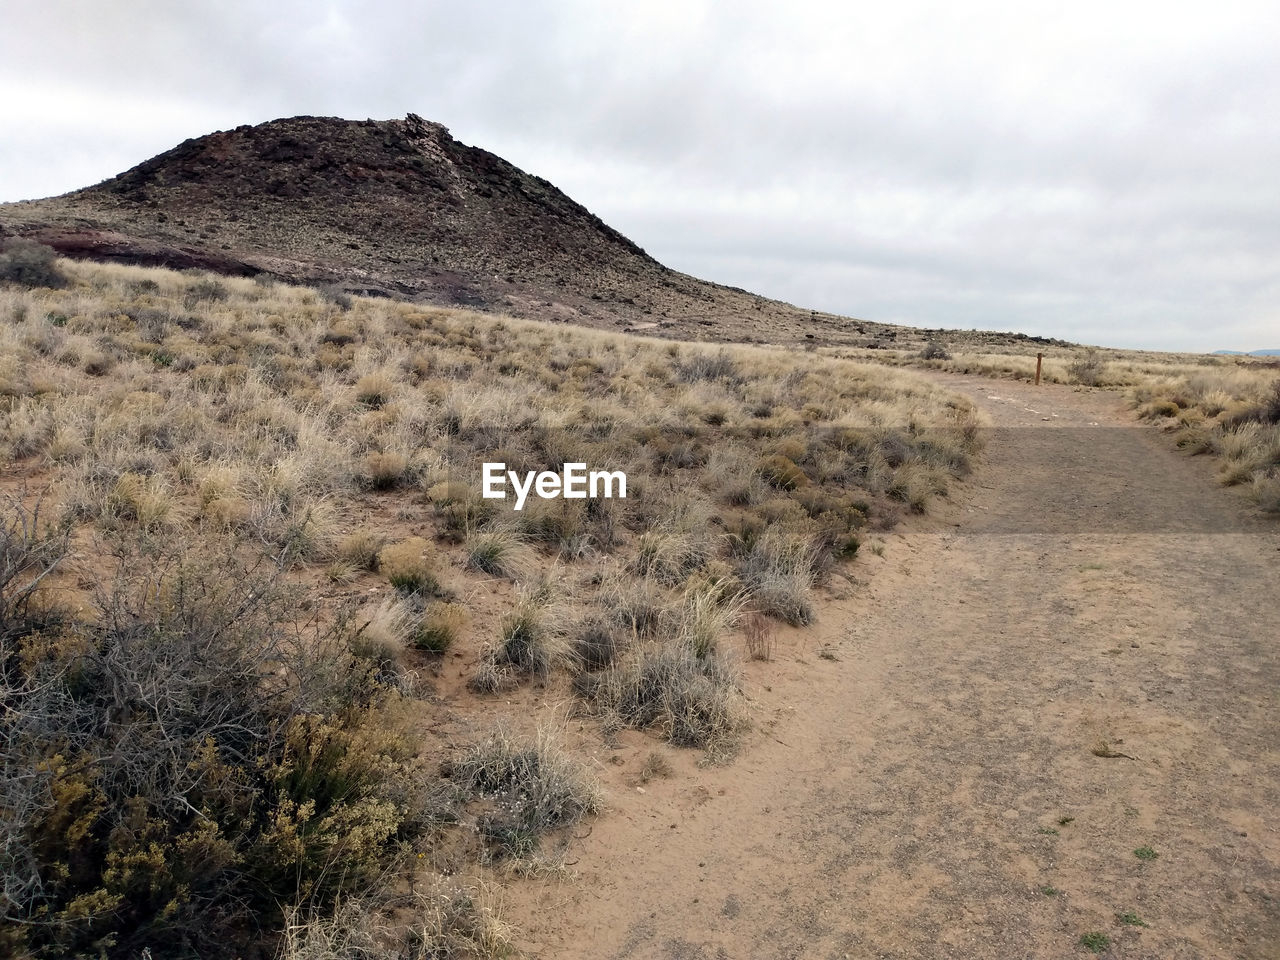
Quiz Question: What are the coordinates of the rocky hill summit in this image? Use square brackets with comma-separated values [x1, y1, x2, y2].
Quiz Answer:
[1, 113, 1027, 348]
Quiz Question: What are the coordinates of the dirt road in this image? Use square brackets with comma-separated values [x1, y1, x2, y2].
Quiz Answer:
[507, 375, 1280, 959]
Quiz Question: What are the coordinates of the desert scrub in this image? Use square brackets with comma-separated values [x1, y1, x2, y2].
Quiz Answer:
[352, 595, 414, 664]
[677, 584, 747, 658]
[487, 590, 567, 680]
[736, 528, 820, 626]
[1129, 370, 1280, 501]
[0, 238, 67, 289]
[572, 613, 628, 670]
[3, 260, 980, 585]
[465, 527, 530, 579]
[413, 600, 469, 653]
[338, 529, 387, 571]
[0, 511, 431, 959]
[379, 536, 440, 594]
[359, 449, 410, 489]
[454, 726, 601, 861]
[576, 639, 746, 754]
[632, 515, 717, 586]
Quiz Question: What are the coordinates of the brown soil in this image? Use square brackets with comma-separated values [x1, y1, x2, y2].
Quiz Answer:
[504, 375, 1280, 959]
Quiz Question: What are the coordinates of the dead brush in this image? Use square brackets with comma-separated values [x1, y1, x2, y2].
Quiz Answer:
[737, 528, 820, 626]
[454, 725, 601, 861]
[465, 526, 531, 579]
[572, 614, 627, 671]
[338, 530, 387, 571]
[491, 591, 567, 679]
[597, 575, 670, 638]
[407, 879, 515, 959]
[359, 450, 409, 490]
[633, 523, 715, 586]
[742, 612, 776, 661]
[677, 584, 747, 659]
[577, 639, 746, 754]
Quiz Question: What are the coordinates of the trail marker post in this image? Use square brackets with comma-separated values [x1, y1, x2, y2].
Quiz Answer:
[1035, 353, 1043, 386]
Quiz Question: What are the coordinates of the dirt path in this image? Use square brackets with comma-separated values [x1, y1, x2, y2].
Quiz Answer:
[506, 375, 1280, 959]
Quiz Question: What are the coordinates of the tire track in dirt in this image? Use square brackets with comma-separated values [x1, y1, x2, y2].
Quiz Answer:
[507, 375, 1280, 960]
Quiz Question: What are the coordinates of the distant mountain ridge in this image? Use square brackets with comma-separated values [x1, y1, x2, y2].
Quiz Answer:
[1213, 349, 1280, 356]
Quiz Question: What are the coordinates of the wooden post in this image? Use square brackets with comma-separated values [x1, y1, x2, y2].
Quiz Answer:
[1035, 353, 1043, 386]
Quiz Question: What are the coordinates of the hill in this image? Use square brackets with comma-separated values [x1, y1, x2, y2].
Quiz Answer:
[0, 113, 1061, 350]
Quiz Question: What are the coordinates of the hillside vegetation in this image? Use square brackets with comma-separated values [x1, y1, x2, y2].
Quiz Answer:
[0, 258, 980, 957]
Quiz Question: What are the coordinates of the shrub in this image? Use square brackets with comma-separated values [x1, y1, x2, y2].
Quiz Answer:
[632, 525, 713, 586]
[338, 530, 386, 571]
[318, 284, 354, 311]
[675, 349, 738, 383]
[182, 277, 228, 307]
[1068, 350, 1105, 386]
[359, 451, 409, 490]
[737, 530, 818, 626]
[677, 586, 745, 659]
[577, 640, 745, 753]
[494, 595, 562, 679]
[1252, 476, 1280, 514]
[467, 657, 518, 695]
[0, 238, 67, 289]
[413, 601, 468, 653]
[601, 576, 668, 638]
[756, 453, 808, 490]
[454, 726, 600, 860]
[354, 373, 394, 408]
[919, 340, 950, 360]
[379, 537, 439, 595]
[1264, 378, 1280, 425]
[1141, 399, 1180, 419]
[572, 615, 627, 671]
[465, 528, 528, 579]
[354, 596, 412, 654]
[1079, 932, 1111, 954]
[405, 881, 515, 958]
[0, 523, 427, 958]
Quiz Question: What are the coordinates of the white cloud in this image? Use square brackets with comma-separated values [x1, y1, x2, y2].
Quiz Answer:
[2, 0, 1277, 350]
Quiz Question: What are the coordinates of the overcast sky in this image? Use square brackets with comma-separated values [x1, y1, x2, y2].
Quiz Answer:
[3, 0, 1277, 351]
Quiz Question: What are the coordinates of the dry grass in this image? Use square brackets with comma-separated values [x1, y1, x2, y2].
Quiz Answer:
[455, 725, 602, 862]
[833, 338, 1280, 514]
[1127, 366, 1280, 510]
[279, 883, 514, 960]
[742, 612, 777, 661]
[0, 258, 987, 954]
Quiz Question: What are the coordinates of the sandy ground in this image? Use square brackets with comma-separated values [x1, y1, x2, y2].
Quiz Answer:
[503, 374, 1280, 959]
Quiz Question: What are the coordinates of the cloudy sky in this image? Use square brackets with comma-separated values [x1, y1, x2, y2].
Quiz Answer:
[3, 1, 1277, 351]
